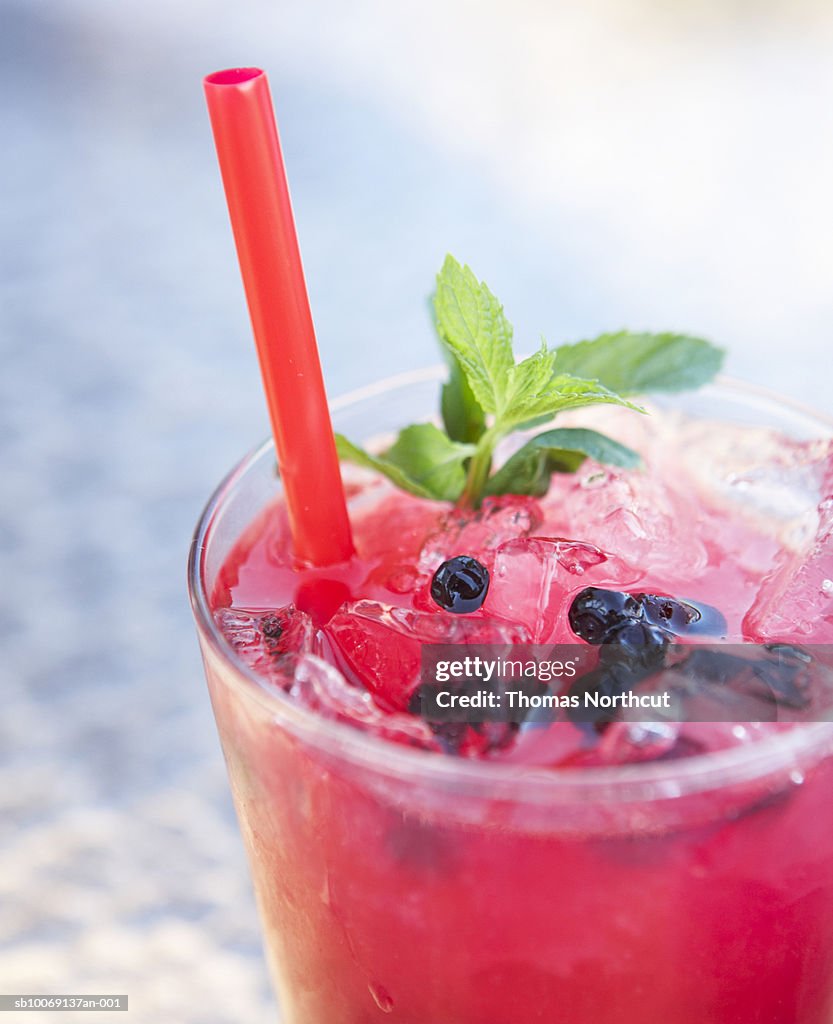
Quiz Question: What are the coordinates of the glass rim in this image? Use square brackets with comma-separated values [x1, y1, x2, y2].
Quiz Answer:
[188, 371, 833, 803]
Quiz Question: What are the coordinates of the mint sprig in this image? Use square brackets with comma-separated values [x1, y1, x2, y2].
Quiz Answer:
[336, 255, 724, 507]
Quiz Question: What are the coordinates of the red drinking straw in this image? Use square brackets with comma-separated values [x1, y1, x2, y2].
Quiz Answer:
[204, 67, 354, 566]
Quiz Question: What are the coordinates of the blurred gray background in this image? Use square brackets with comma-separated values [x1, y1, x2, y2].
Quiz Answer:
[1, 1, 832, 1021]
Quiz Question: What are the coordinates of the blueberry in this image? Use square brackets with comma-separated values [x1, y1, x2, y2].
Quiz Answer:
[568, 587, 642, 644]
[601, 620, 670, 671]
[430, 556, 490, 613]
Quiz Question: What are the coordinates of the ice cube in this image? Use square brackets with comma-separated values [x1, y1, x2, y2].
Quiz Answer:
[216, 606, 440, 749]
[214, 605, 316, 678]
[417, 495, 543, 574]
[678, 428, 831, 529]
[678, 431, 833, 579]
[744, 487, 833, 642]
[324, 600, 531, 711]
[488, 537, 641, 642]
[282, 654, 439, 749]
[544, 467, 709, 575]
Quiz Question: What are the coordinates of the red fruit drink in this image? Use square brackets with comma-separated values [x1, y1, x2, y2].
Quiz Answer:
[190, 373, 833, 1023]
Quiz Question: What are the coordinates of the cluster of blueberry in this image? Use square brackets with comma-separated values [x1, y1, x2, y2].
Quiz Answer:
[424, 560, 718, 745]
[566, 588, 817, 726]
[568, 587, 716, 664]
[564, 587, 721, 727]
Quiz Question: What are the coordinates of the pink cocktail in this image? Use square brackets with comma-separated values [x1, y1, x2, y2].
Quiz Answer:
[190, 371, 833, 1023]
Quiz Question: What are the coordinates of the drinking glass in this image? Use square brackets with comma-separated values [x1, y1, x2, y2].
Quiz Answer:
[189, 372, 833, 1024]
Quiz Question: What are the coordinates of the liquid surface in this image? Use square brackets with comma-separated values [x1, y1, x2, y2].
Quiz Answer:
[212, 405, 833, 767]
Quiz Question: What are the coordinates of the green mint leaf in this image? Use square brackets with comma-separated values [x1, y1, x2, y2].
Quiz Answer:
[486, 446, 584, 497]
[433, 255, 514, 415]
[498, 374, 645, 432]
[384, 424, 476, 501]
[336, 425, 475, 503]
[335, 434, 434, 499]
[505, 343, 557, 410]
[441, 353, 487, 443]
[486, 427, 641, 497]
[552, 331, 724, 395]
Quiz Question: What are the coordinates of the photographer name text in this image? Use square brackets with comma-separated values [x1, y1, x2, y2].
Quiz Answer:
[433, 688, 670, 710]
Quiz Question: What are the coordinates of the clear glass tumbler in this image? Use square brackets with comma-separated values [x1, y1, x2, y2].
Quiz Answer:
[189, 372, 833, 1024]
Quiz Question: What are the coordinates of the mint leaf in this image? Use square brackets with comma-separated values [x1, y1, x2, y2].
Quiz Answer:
[505, 343, 557, 409]
[486, 427, 641, 497]
[441, 353, 486, 443]
[486, 445, 584, 497]
[335, 434, 434, 499]
[499, 374, 644, 431]
[552, 331, 724, 395]
[336, 426, 475, 503]
[384, 424, 476, 501]
[433, 255, 514, 414]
